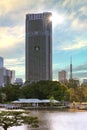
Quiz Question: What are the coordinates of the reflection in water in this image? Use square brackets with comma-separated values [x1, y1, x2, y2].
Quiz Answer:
[7, 110, 87, 130]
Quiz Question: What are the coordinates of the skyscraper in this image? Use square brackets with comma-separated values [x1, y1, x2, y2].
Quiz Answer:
[0, 68, 15, 87]
[70, 56, 72, 80]
[25, 12, 52, 82]
[0, 56, 3, 68]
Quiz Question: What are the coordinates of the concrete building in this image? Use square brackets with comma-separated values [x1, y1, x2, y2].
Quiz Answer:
[83, 79, 87, 84]
[58, 70, 67, 83]
[73, 79, 80, 86]
[25, 12, 52, 82]
[14, 78, 23, 85]
[0, 57, 3, 68]
[0, 67, 15, 87]
[11, 70, 15, 84]
[0, 67, 6, 87]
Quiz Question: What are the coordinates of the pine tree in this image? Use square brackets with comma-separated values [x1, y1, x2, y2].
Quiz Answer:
[0, 111, 39, 130]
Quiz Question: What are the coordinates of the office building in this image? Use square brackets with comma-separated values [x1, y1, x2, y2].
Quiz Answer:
[25, 12, 52, 82]
[0, 67, 15, 87]
[11, 70, 15, 84]
[82, 79, 87, 84]
[58, 70, 67, 83]
[0, 57, 3, 68]
[14, 78, 23, 85]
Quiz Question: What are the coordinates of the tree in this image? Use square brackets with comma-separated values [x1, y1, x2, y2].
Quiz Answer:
[49, 96, 55, 106]
[0, 93, 6, 103]
[21, 80, 69, 101]
[2, 85, 21, 101]
[0, 111, 39, 130]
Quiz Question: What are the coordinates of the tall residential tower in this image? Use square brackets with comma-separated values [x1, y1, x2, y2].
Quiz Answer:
[0, 57, 3, 68]
[25, 12, 52, 82]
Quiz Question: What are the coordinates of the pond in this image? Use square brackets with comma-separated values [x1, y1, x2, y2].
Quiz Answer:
[1, 110, 87, 130]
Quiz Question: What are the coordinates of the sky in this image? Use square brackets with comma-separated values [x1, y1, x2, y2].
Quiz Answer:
[0, 0, 87, 83]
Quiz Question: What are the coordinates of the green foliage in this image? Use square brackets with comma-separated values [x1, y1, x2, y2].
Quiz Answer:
[0, 111, 39, 130]
[49, 96, 55, 106]
[69, 85, 87, 102]
[21, 80, 69, 101]
[0, 92, 6, 103]
[0, 84, 21, 102]
[0, 81, 87, 103]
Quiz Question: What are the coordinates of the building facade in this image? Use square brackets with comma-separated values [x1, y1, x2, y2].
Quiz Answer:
[11, 70, 15, 84]
[14, 78, 23, 85]
[0, 57, 3, 68]
[83, 79, 87, 83]
[0, 67, 15, 87]
[58, 70, 67, 83]
[25, 12, 52, 82]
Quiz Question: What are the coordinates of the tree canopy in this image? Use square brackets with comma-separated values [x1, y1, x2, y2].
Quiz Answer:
[0, 80, 87, 102]
[0, 111, 39, 130]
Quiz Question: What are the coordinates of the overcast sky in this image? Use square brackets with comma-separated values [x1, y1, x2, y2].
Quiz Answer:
[0, 0, 87, 82]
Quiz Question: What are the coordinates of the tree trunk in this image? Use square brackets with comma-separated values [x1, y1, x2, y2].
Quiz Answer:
[3, 125, 8, 130]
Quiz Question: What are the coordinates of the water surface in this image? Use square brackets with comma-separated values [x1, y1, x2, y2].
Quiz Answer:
[1, 110, 87, 130]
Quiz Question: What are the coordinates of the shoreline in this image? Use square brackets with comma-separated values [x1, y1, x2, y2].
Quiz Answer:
[0, 107, 87, 112]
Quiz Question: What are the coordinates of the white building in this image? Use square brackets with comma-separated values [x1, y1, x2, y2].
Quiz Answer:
[0, 67, 15, 87]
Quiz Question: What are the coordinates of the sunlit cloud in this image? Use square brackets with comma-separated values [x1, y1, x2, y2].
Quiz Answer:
[0, 0, 28, 15]
[4, 57, 25, 80]
[62, 0, 86, 10]
[63, 40, 87, 50]
[56, 40, 87, 50]
[79, 6, 87, 15]
[5, 57, 25, 66]
[0, 26, 24, 49]
[71, 18, 87, 30]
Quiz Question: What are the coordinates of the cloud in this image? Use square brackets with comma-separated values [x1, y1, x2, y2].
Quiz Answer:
[70, 63, 87, 80]
[73, 72, 87, 82]
[62, 0, 87, 31]
[0, 0, 28, 15]
[74, 63, 87, 72]
[0, 0, 50, 15]
[62, 0, 75, 8]
[0, 0, 86, 16]
[0, 25, 25, 64]
[4, 57, 25, 80]
[79, 6, 87, 15]
[0, 25, 24, 49]
[59, 39, 87, 50]
[71, 18, 87, 30]
[5, 57, 25, 67]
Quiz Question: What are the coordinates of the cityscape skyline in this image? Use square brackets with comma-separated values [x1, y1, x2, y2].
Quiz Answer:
[0, 0, 87, 82]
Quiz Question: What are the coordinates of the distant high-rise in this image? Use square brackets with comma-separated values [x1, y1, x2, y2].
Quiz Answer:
[0, 68, 15, 87]
[70, 56, 72, 80]
[25, 12, 52, 82]
[58, 70, 67, 83]
[0, 57, 3, 68]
